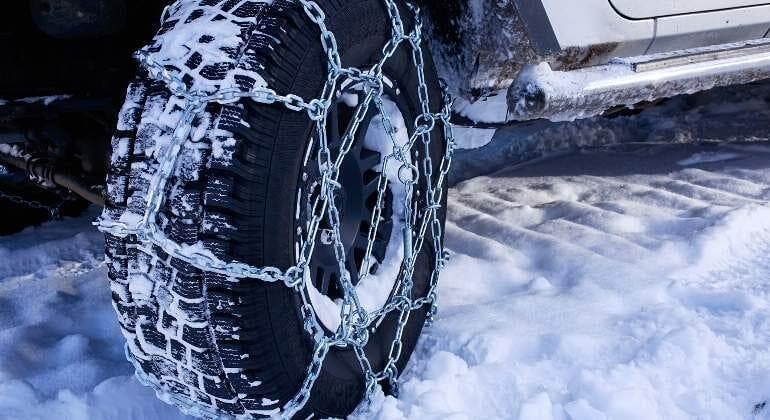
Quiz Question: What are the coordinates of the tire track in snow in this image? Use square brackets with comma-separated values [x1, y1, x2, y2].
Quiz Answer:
[369, 143, 770, 420]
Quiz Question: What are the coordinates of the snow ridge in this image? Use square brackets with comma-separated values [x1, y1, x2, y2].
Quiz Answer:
[361, 143, 770, 420]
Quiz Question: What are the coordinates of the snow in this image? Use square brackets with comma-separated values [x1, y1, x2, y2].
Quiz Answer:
[677, 152, 741, 166]
[3, 81, 770, 419]
[0, 209, 186, 420]
[450, 80, 770, 186]
[0, 95, 72, 106]
[453, 126, 497, 150]
[142, 1, 270, 95]
[454, 90, 509, 124]
[359, 143, 770, 419]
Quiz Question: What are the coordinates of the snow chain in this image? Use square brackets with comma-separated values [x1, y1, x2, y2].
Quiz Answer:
[97, 0, 455, 417]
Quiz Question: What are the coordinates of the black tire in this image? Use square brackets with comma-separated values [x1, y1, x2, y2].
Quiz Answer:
[102, 0, 446, 418]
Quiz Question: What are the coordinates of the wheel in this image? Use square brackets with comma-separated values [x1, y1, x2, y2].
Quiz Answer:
[101, 0, 447, 418]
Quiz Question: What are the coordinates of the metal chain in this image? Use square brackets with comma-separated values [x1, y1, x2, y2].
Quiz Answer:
[0, 189, 65, 219]
[97, 0, 455, 417]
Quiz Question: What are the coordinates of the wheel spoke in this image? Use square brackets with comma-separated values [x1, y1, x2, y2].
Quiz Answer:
[363, 175, 383, 197]
[319, 268, 331, 295]
[371, 244, 387, 262]
[354, 231, 370, 250]
[377, 219, 393, 240]
[368, 261, 380, 275]
[359, 149, 381, 171]
[347, 252, 361, 284]
[328, 102, 341, 146]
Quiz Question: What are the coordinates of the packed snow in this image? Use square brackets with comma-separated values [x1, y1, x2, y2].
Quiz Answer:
[3, 81, 770, 420]
[364, 142, 770, 420]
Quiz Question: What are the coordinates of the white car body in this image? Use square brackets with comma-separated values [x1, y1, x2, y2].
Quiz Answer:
[531, 0, 770, 56]
[425, 0, 770, 122]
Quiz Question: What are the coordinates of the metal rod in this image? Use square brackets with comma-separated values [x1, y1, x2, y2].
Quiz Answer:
[508, 38, 770, 122]
[0, 152, 105, 207]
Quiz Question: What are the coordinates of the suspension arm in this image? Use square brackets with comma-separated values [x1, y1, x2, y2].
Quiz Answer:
[0, 151, 104, 206]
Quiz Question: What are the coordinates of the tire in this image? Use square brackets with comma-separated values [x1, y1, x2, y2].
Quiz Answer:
[102, 0, 446, 418]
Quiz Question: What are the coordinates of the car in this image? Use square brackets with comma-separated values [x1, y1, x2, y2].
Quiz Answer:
[1, 0, 769, 418]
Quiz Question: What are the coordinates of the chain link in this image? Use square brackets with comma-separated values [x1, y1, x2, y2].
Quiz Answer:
[97, 0, 455, 417]
[0, 189, 65, 219]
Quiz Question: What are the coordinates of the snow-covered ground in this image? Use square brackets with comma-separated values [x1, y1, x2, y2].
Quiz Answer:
[0, 210, 186, 419]
[2, 81, 770, 420]
[372, 142, 770, 420]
